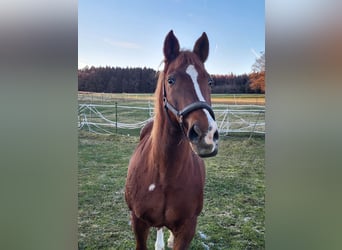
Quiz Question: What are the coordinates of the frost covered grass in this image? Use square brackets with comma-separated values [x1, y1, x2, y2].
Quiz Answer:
[78, 131, 264, 249]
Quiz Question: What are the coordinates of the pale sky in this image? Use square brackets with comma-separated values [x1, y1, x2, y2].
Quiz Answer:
[79, 0, 264, 75]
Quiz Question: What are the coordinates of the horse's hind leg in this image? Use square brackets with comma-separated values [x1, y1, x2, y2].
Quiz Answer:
[131, 213, 150, 250]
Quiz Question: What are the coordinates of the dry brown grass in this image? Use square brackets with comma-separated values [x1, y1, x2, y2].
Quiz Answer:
[78, 92, 265, 105]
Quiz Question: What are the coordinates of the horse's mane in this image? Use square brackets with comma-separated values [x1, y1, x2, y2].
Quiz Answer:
[150, 70, 165, 146]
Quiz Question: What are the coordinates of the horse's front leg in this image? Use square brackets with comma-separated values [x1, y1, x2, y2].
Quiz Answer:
[131, 213, 150, 250]
[167, 229, 174, 249]
[171, 217, 197, 250]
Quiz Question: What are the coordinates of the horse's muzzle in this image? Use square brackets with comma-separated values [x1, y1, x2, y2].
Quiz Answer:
[188, 123, 219, 158]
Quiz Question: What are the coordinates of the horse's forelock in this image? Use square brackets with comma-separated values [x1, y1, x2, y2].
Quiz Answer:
[164, 51, 206, 77]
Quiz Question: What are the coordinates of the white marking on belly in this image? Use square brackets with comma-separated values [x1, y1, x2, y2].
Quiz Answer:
[148, 183, 156, 191]
[155, 228, 165, 250]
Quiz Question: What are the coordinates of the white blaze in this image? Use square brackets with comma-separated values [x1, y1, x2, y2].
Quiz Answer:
[186, 65, 205, 102]
[186, 65, 218, 149]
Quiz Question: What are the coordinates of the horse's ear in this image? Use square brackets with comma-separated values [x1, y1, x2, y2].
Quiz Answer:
[163, 30, 180, 63]
[193, 32, 209, 63]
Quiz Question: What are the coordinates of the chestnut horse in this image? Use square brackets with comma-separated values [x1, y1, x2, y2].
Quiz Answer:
[125, 30, 219, 250]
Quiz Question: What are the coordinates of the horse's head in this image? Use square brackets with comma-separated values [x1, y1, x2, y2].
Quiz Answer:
[162, 30, 219, 157]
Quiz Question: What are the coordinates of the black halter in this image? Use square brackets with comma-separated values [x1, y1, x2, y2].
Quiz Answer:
[162, 79, 215, 136]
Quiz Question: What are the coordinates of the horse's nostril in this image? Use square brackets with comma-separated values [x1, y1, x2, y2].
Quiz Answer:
[214, 130, 219, 141]
[188, 124, 201, 142]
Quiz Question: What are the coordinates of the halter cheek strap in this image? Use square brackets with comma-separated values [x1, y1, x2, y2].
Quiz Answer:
[162, 80, 215, 136]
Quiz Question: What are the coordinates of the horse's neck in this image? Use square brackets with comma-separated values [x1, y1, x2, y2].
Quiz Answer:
[151, 112, 188, 163]
[149, 106, 197, 183]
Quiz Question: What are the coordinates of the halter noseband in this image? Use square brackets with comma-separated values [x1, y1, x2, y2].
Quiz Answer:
[162, 79, 215, 136]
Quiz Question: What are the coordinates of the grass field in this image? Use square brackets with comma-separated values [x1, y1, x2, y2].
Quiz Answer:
[78, 131, 265, 249]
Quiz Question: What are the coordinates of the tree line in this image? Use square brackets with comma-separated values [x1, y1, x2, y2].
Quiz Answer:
[78, 65, 264, 94]
[78, 66, 157, 93]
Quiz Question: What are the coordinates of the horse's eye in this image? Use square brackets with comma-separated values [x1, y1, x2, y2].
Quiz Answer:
[167, 77, 175, 85]
[208, 77, 214, 86]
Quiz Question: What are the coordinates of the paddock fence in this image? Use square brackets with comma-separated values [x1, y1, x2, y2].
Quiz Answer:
[78, 101, 265, 136]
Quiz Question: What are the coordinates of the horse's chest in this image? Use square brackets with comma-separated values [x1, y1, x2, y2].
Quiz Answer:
[134, 180, 203, 227]
[126, 151, 205, 226]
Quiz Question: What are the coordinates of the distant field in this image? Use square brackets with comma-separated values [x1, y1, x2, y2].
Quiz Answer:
[211, 94, 264, 105]
[78, 92, 265, 105]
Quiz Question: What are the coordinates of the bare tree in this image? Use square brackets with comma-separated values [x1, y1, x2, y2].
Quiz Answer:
[252, 51, 265, 72]
[249, 52, 265, 93]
